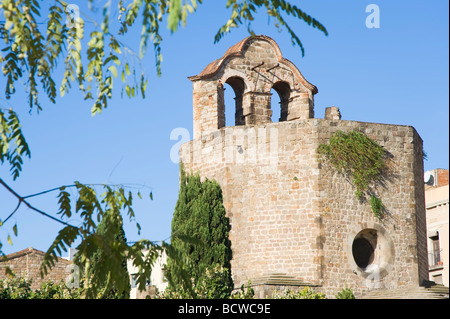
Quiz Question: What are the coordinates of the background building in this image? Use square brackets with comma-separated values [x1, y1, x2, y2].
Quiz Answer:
[127, 250, 168, 299]
[425, 169, 449, 286]
[0, 247, 72, 290]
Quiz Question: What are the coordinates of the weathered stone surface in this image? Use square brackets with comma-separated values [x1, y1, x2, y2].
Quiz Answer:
[188, 35, 317, 139]
[181, 35, 428, 298]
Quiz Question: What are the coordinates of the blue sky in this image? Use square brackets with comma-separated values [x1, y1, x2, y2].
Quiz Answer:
[0, 0, 448, 256]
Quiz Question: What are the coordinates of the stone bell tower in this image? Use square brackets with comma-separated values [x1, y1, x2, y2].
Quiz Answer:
[187, 35, 317, 139]
[180, 35, 428, 298]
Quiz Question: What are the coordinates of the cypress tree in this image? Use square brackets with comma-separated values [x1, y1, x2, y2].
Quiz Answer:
[166, 165, 233, 298]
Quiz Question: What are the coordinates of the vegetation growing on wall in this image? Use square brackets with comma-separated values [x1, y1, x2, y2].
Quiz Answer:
[317, 130, 388, 219]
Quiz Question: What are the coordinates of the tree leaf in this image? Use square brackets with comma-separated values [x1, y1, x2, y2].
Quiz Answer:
[108, 65, 118, 78]
[168, 0, 182, 32]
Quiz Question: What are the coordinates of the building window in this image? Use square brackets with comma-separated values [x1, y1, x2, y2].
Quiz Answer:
[429, 235, 442, 268]
[223, 77, 246, 127]
[130, 274, 151, 288]
[131, 274, 138, 288]
[271, 81, 291, 122]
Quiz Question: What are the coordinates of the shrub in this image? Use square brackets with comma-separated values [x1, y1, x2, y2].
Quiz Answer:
[0, 277, 81, 299]
[158, 264, 233, 299]
[335, 287, 355, 299]
[272, 287, 326, 299]
[230, 280, 255, 299]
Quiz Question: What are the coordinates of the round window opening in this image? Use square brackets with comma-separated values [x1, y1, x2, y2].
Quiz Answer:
[352, 237, 375, 269]
[349, 227, 393, 278]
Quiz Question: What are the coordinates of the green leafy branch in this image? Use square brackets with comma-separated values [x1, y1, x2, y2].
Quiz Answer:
[1, 0, 328, 117]
[0, 176, 74, 260]
[0, 178, 159, 298]
[0, 0, 149, 116]
[214, 0, 328, 56]
[0, 108, 30, 180]
[44, 181, 186, 298]
[0, 0, 330, 298]
[317, 130, 388, 219]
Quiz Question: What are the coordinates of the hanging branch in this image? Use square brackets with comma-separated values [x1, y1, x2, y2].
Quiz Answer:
[0, 178, 75, 227]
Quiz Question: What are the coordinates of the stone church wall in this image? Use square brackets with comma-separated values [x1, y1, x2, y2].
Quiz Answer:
[180, 35, 427, 298]
[180, 119, 426, 297]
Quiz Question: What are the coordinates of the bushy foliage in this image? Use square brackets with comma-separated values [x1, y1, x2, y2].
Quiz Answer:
[335, 287, 355, 299]
[158, 264, 232, 299]
[229, 281, 255, 299]
[0, 277, 33, 299]
[272, 287, 326, 299]
[159, 267, 255, 300]
[0, 277, 81, 299]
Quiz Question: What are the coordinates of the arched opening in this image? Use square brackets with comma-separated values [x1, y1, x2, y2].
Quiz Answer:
[270, 88, 281, 123]
[353, 237, 375, 269]
[352, 229, 377, 270]
[224, 77, 246, 127]
[270, 81, 291, 122]
[348, 225, 394, 280]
